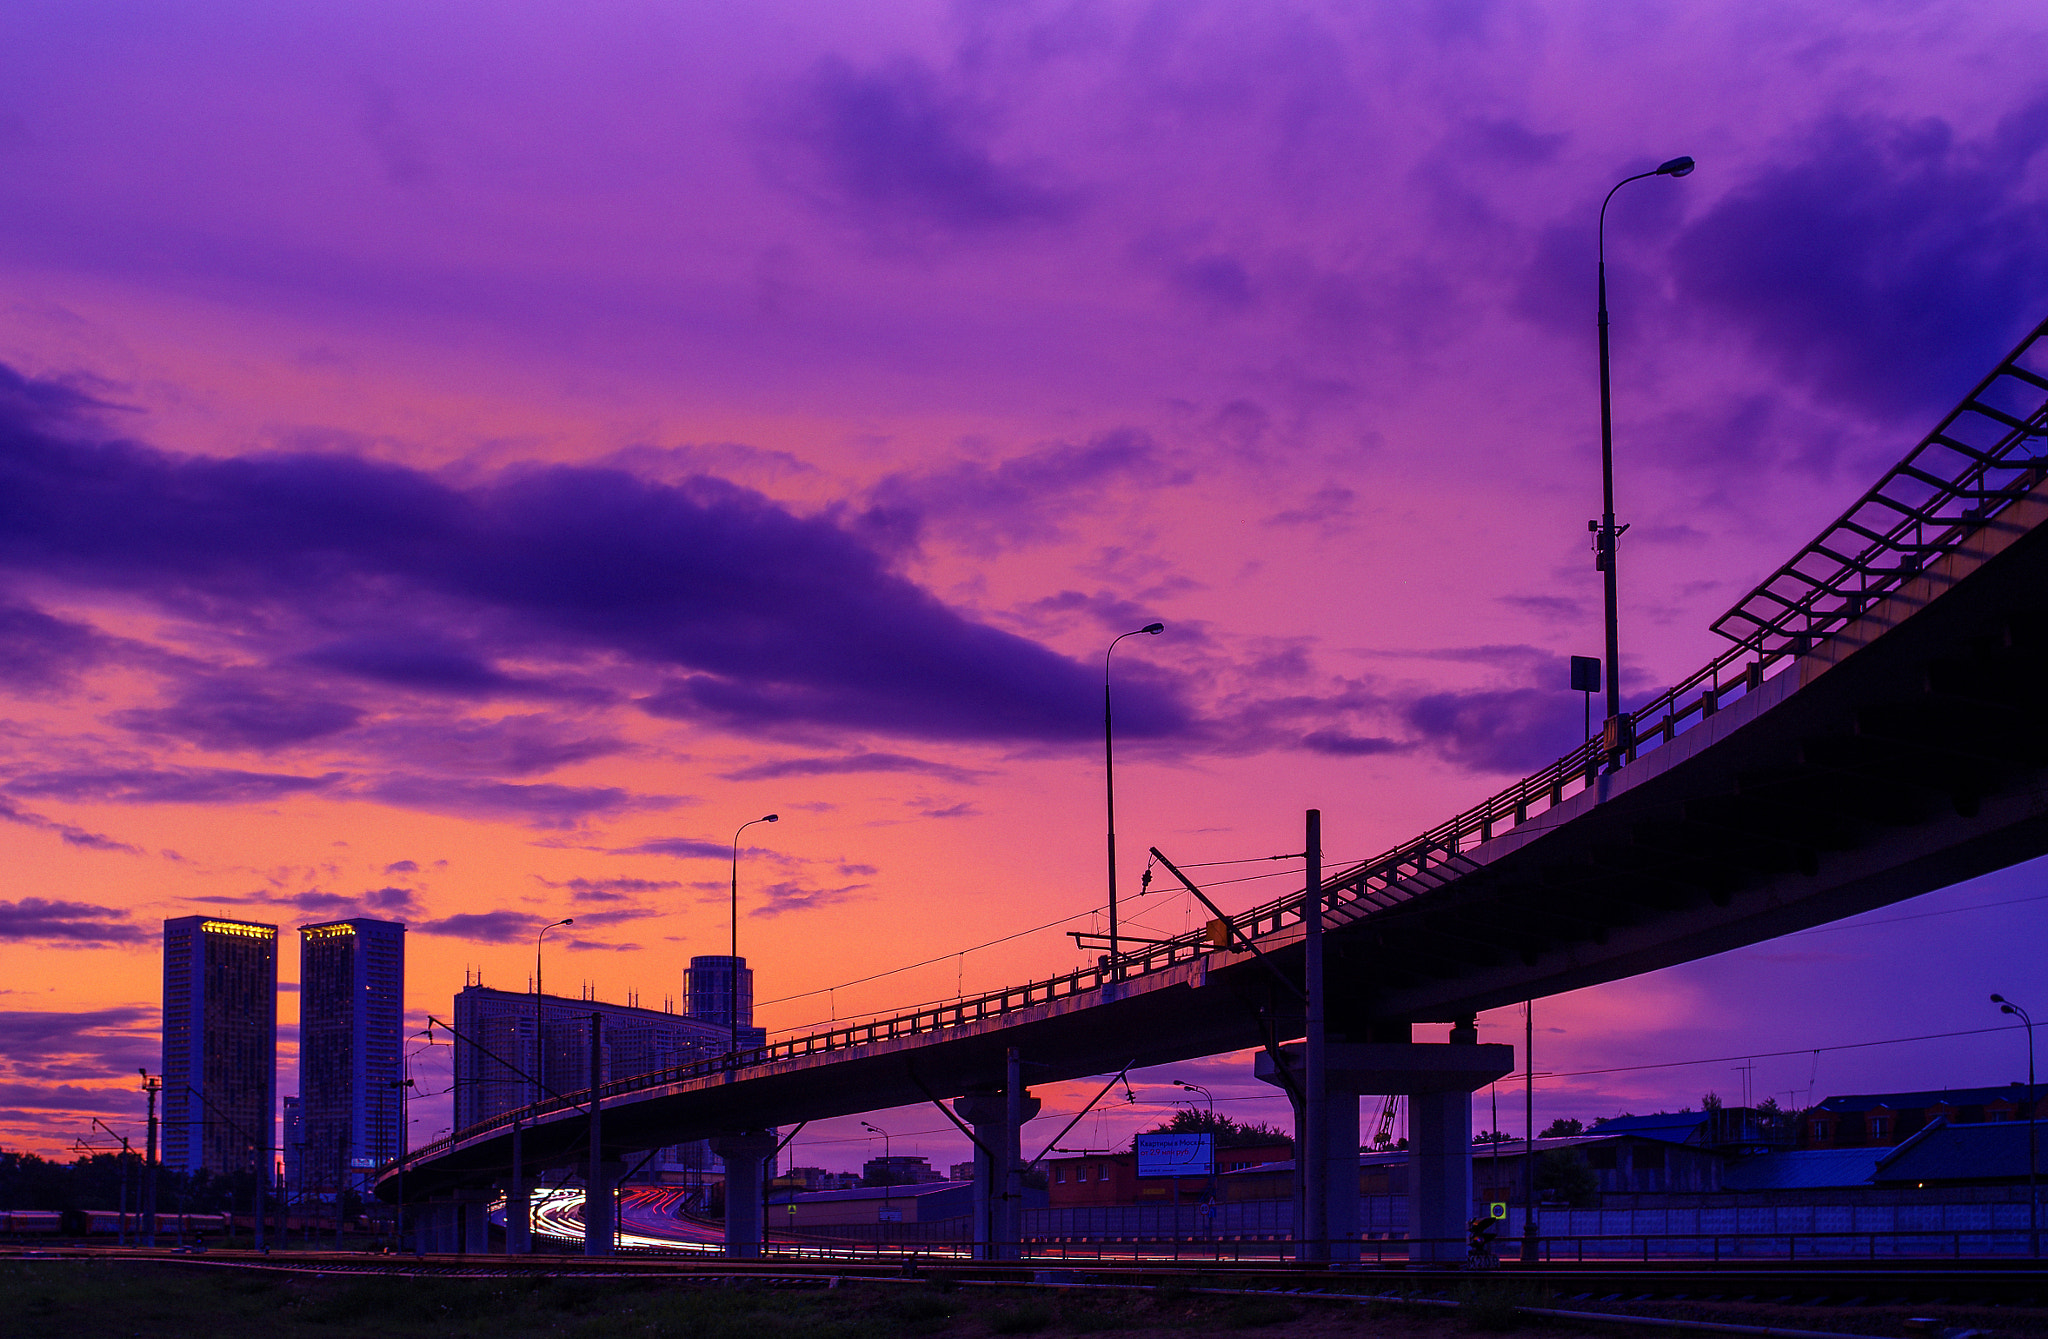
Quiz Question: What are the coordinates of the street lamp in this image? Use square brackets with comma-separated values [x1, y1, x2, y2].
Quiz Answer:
[1992, 992, 2040, 1257]
[519, 916, 570, 1254]
[1593, 154, 1694, 764]
[535, 918, 573, 1103]
[1172, 1079, 1215, 1121]
[730, 814, 778, 1064]
[861, 1120, 893, 1215]
[1104, 623, 1164, 969]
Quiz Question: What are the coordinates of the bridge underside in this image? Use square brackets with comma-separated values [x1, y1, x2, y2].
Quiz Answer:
[384, 478, 2048, 1205]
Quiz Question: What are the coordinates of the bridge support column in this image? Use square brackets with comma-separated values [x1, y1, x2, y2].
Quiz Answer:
[466, 1188, 494, 1254]
[955, 1072, 1040, 1261]
[1257, 1039, 1512, 1266]
[503, 1177, 530, 1254]
[713, 1131, 777, 1259]
[421, 1197, 459, 1252]
[584, 1160, 622, 1256]
[1410, 1089, 1473, 1263]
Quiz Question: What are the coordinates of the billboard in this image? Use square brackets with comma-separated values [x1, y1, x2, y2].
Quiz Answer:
[1135, 1132, 1214, 1178]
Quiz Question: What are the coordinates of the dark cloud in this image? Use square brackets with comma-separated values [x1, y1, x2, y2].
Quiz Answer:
[916, 800, 979, 819]
[1263, 484, 1357, 530]
[535, 875, 682, 904]
[0, 599, 108, 694]
[261, 886, 421, 919]
[355, 774, 664, 828]
[1496, 594, 1587, 622]
[343, 714, 627, 777]
[746, 878, 870, 918]
[113, 678, 363, 749]
[0, 377, 1189, 744]
[863, 429, 1186, 555]
[1299, 730, 1406, 757]
[413, 910, 547, 942]
[1672, 99, 2048, 421]
[0, 897, 146, 944]
[299, 635, 525, 695]
[5, 766, 336, 805]
[607, 836, 730, 859]
[718, 751, 984, 784]
[1404, 686, 1584, 775]
[0, 1004, 155, 1071]
[0, 794, 142, 853]
[383, 859, 419, 873]
[775, 56, 1078, 235]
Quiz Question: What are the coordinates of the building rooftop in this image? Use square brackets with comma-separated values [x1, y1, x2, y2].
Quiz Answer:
[1722, 1148, 1889, 1191]
[1815, 1084, 2048, 1112]
[1874, 1118, 2048, 1184]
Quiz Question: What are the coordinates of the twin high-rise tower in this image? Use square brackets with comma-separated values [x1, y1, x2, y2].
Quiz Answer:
[298, 919, 407, 1195]
[161, 917, 279, 1176]
[159, 915, 405, 1191]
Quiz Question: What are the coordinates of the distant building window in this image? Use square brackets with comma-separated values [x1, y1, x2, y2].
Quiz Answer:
[1811, 1120, 1829, 1141]
[1989, 1110, 2012, 1122]
[1055, 1166, 1065, 1183]
[1868, 1116, 1889, 1138]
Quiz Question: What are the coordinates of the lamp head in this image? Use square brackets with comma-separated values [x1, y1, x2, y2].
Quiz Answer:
[1656, 155, 1696, 178]
[562, 917, 573, 927]
[1993, 993, 2008, 1003]
[763, 813, 779, 823]
[2004, 1004, 2019, 1016]
[1142, 622, 1165, 635]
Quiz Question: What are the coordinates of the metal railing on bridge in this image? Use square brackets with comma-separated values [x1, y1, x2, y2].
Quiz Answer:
[397, 318, 2048, 1173]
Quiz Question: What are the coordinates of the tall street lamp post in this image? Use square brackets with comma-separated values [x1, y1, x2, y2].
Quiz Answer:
[1993, 992, 2040, 1257]
[861, 1120, 893, 1221]
[730, 814, 779, 1064]
[518, 916, 570, 1254]
[1175, 1079, 1219, 1215]
[534, 918, 573, 1101]
[1594, 154, 1694, 765]
[1104, 623, 1164, 970]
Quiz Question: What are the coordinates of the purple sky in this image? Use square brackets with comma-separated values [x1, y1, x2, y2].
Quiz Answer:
[2, 0, 2046, 1171]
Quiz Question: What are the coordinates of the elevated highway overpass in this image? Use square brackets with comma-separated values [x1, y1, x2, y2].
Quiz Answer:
[381, 316, 2048, 1262]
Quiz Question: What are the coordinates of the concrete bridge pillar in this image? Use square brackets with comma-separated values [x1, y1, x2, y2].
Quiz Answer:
[462, 1187, 492, 1254]
[420, 1197, 459, 1253]
[713, 1131, 777, 1259]
[955, 1082, 1040, 1261]
[1257, 1038, 1512, 1265]
[584, 1159, 622, 1256]
[503, 1177, 531, 1254]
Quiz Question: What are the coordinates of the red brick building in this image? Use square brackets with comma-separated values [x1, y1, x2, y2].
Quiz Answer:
[1803, 1084, 2046, 1149]
[1047, 1141, 1292, 1208]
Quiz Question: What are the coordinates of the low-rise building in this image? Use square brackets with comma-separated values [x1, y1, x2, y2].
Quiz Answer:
[1803, 1085, 2048, 1149]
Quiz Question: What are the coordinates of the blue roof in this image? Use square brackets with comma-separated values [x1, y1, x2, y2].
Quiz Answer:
[1816, 1085, 2048, 1112]
[1588, 1111, 1706, 1143]
[1874, 1119, 2048, 1184]
[1723, 1148, 1885, 1191]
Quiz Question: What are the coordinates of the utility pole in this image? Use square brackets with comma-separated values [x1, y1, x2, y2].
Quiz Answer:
[1302, 808, 1326, 1262]
[1522, 1002, 1538, 1263]
[587, 1012, 610, 1257]
[140, 1070, 160, 1247]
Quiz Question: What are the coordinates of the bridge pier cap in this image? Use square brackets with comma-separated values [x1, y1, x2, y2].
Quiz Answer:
[1253, 1040, 1515, 1095]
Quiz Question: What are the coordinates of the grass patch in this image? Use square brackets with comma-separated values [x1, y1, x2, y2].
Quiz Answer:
[1222, 1296, 1300, 1328]
[985, 1298, 1055, 1334]
[1452, 1281, 1533, 1332]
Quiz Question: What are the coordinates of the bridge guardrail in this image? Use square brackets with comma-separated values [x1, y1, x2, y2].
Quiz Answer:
[393, 318, 2048, 1176]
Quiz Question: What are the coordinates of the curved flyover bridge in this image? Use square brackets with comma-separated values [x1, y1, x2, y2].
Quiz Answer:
[382, 318, 2048, 1264]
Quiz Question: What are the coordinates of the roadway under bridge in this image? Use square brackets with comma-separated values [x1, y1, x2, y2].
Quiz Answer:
[381, 316, 2048, 1263]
